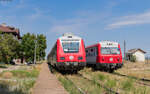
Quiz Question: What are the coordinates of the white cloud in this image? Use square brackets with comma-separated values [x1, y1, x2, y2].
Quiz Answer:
[106, 11, 150, 29]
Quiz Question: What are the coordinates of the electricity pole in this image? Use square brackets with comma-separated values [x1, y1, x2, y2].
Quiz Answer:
[124, 40, 126, 60]
[34, 35, 37, 64]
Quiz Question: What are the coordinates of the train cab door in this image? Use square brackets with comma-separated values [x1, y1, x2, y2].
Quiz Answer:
[87, 47, 97, 64]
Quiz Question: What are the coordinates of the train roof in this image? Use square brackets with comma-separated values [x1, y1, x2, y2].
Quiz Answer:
[59, 33, 81, 40]
[86, 41, 119, 48]
[99, 41, 118, 45]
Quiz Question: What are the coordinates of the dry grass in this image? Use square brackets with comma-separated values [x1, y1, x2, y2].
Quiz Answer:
[2, 72, 13, 79]
[116, 61, 150, 79]
[0, 64, 42, 94]
[34, 64, 42, 71]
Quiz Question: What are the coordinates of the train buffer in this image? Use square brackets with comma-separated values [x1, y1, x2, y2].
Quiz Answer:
[32, 63, 68, 94]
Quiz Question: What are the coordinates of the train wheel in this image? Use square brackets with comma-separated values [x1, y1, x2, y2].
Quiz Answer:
[108, 69, 114, 73]
[73, 70, 78, 74]
[94, 64, 99, 70]
[49, 64, 54, 73]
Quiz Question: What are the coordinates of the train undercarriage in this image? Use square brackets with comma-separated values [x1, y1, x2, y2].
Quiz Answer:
[49, 62, 86, 73]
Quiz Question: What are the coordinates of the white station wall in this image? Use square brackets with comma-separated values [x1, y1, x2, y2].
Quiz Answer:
[133, 51, 145, 62]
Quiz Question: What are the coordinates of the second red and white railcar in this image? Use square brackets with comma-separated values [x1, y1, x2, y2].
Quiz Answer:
[86, 41, 123, 72]
[47, 33, 86, 72]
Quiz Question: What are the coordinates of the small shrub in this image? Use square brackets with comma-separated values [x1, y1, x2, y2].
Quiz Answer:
[2, 72, 13, 79]
[130, 55, 136, 62]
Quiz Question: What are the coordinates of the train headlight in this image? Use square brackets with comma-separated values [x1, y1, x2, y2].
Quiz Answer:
[69, 56, 74, 60]
[102, 57, 104, 61]
[78, 56, 83, 60]
[60, 57, 65, 60]
[117, 58, 120, 61]
[109, 58, 113, 61]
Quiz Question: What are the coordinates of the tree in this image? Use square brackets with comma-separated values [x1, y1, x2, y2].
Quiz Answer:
[21, 33, 47, 63]
[36, 34, 47, 60]
[21, 33, 36, 62]
[0, 33, 20, 63]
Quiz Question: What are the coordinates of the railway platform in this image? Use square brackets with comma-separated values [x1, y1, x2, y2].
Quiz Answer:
[32, 63, 68, 94]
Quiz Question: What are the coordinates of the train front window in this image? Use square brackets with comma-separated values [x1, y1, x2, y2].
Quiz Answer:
[101, 47, 120, 55]
[62, 42, 79, 53]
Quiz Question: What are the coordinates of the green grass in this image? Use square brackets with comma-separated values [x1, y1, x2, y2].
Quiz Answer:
[122, 79, 134, 91]
[98, 74, 106, 81]
[58, 76, 81, 94]
[0, 69, 39, 78]
[11, 69, 39, 78]
[105, 79, 117, 88]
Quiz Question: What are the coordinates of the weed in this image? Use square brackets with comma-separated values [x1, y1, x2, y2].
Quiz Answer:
[98, 74, 106, 81]
[105, 79, 116, 88]
[122, 79, 134, 91]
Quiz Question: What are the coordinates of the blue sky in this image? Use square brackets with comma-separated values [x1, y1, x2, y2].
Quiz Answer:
[0, 0, 150, 56]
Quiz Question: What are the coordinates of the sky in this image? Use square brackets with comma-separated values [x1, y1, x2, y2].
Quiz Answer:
[0, 0, 150, 56]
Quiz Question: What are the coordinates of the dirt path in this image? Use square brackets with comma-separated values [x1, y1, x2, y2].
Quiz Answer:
[32, 63, 68, 94]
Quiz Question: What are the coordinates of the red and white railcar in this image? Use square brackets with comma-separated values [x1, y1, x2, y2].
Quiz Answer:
[86, 41, 123, 72]
[47, 33, 86, 71]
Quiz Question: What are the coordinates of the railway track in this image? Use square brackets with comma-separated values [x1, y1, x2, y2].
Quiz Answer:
[64, 76, 87, 94]
[111, 72, 150, 87]
[77, 73, 120, 94]
[113, 72, 150, 82]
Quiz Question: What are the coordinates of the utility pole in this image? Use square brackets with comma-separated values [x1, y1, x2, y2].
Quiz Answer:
[124, 40, 126, 60]
[34, 35, 37, 64]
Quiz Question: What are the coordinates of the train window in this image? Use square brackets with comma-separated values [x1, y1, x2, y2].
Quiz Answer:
[91, 49, 93, 52]
[101, 47, 120, 55]
[62, 42, 79, 53]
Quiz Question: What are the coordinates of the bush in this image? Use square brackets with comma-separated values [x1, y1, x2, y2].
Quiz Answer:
[130, 55, 136, 62]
